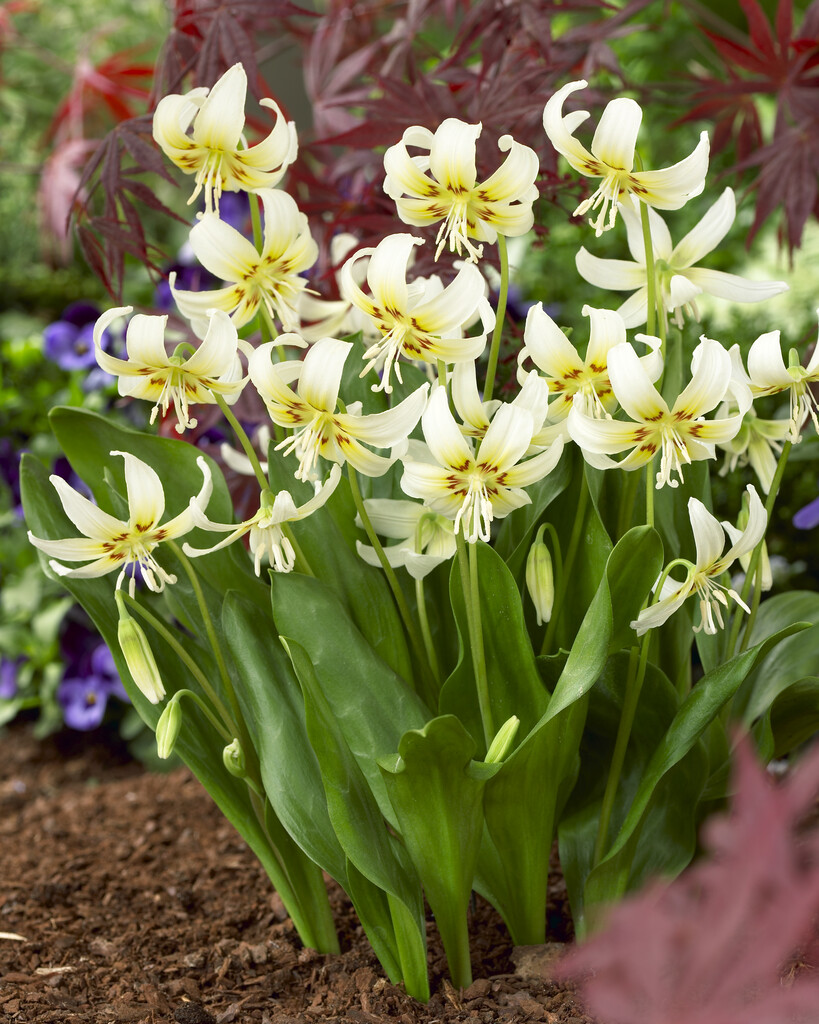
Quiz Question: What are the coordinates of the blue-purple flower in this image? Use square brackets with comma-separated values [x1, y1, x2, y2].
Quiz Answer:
[57, 642, 128, 731]
[43, 302, 104, 371]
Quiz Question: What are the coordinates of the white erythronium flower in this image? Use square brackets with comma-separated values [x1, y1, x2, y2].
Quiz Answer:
[171, 189, 318, 336]
[576, 189, 789, 328]
[220, 426, 271, 478]
[184, 464, 341, 575]
[401, 385, 564, 543]
[93, 306, 248, 434]
[742, 319, 819, 442]
[298, 233, 382, 343]
[631, 485, 767, 636]
[383, 118, 540, 262]
[355, 499, 457, 579]
[152, 63, 297, 213]
[568, 336, 751, 488]
[28, 451, 213, 596]
[517, 303, 662, 430]
[340, 233, 494, 393]
[542, 79, 709, 236]
[249, 336, 430, 480]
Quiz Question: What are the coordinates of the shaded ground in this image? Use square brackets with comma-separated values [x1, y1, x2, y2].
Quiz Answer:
[0, 724, 594, 1023]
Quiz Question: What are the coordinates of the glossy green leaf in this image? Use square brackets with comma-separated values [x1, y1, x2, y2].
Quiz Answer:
[284, 637, 429, 1002]
[379, 716, 499, 989]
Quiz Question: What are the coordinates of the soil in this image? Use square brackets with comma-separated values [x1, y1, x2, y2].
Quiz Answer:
[0, 723, 595, 1024]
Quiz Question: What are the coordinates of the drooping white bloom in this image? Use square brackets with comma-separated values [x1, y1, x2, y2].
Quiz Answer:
[401, 386, 564, 543]
[576, 189, 789, 327]
[517, 303, 662, 430]
[152, 63, 297, 213]
[355, 499, 456, 580]
[28, 451, 213, 596]
[542, 79, 709, 235]
[340, 234, 494, 394]
[717, 403, 791, 494]
[250, 336, 429, 480]
[383, 118, 540, 262]
[184, 465, 341, 575]
[92, 307, 248, 434]
[171, 189, 318, 336]
[631, 485, 767, 636]
[742, 319, 819, 443]
[568, 337, 750, 488]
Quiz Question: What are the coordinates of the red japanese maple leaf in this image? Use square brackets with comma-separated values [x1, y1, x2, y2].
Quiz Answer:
[557, 738, 819, 1024]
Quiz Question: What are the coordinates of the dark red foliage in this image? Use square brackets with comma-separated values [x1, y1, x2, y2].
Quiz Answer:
[687, 0, 819, 251]
[558, 737, 819, 1024]
[70, 0, 654, 300]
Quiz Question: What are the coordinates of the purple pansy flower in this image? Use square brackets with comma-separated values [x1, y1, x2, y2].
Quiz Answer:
[794, 489, 819, 530]
[0, 657, 21, 699]
[43, 302, 105, 371]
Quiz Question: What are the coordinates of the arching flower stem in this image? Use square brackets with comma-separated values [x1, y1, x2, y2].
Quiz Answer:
[168, 688, 235, 746]
[347, 464, 438, 707]
[646, 457, 655, 528]
[639, 196, 657, 342]
[727, 440, 792, 657]
[213, 392, 269, 491]
[455, 530, 493, 749]
[483, 233, 509, 403]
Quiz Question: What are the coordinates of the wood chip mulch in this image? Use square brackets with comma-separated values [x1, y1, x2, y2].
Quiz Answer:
[0, 724, 596, 1024]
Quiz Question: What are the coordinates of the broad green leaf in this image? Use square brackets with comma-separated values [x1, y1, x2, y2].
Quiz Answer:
[757, 677, 819, 759]
[379, 716, 499, 989]
[284, 637, 429, 1002]
[440, 540, 551, 751]
[265, 446, 414, 687]
[270, 573, 428, 821]
[731, 592, 819, 723]
[582, 623, 808, 920]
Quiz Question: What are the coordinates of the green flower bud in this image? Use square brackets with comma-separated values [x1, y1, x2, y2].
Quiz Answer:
[223, 738, 247, 778]
[156, 698, 182, 760]
[116, 597, 165, 704]
[526, 525, 554, 626]
[485, 715, 520, 764]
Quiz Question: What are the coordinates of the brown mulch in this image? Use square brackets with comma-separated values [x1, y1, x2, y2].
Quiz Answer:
[0, 723, 595, 1024]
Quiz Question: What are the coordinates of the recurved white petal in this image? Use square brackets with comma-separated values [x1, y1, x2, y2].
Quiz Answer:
[298, 338, 352, 412]
[689, 498, 726, 569]
[367, 234, 420, 312]
[124, 313, 169, 366]
[590, 97, 641, 172]
[183, 309, 239, 376]
[747, 330, 791, 389]
[630, 131, 709, 210]
[542, 80, 599, 173]
[192, 63, 246, 152]
[607, 343, 668, 422]
[632, 578, 693, 636]
[412, 264, 492, 335]
[115, 451, 165, 529]
[583, 305, 626, 367]
[189, 213, 261, 282]
[576, 248, 646, 291]
[161, 457, 214, 537]
[477, 404, 535, 472]
[721, 485, 767, 563]
[674, 337, 732, 416]
[240, 98, 298, 170]
[340, 382, 429, 447]
[362, 498, 424, 539]
[477, 135, 539, 203]
[616, 288, 650, 328]
[49, 475, 125, 539]
[672, 187, 735, 268]
[683, 267, 789, 304]
[428, 118, 481, 190]
[27, 534, 110, 560]
[522, 303, 584, 380]
[620, 202, 672, 262]
[421, 385, 473, 468]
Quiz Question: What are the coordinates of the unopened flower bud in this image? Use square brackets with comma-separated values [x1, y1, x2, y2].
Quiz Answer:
[526, 525, 554, 625]
[485, 716, 520, 764]
[737, 503, 772, 591]
[156, 698, 182, 759]
[223, 738, 247, 778]
[116, 596, 165, 704]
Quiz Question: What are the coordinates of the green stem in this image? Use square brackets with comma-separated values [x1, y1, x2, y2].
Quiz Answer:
[120, 593, 237, 736]
[170, 688, 234, 744]
[639, 200, 657, 342]
[415, 576, 441, 692]
[593, 630, 651, 866]
[483, 233, 509, 403]
[347, 464, 437, 705]
[645, 460, 655, 528]
[281, 523, 316, 577]
[739, 557, 765, 654]
[213, 392, 269, 491]
[541, 472, 590, 654]
[437, 358, 448, 387]
[725, 440, 792, 659]
[456, 531, 493, 748]
[617, 469, 641, 539]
